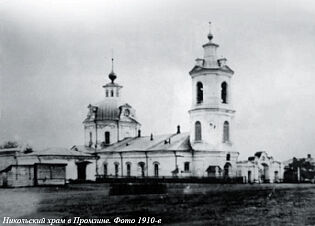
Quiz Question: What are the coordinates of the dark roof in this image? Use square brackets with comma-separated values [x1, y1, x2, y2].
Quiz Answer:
[248, 156, 255, 161]
[254, 152, 263, 158]
[0, 148, 21, 155]
[97, 132, 191, 153]
[93, 100, 120, 121]
[206, 165, 222, 172]
[29, 147, 93, 157]
[102, 82, 122, 88]
[83, 101, 140, 124]
[119, 103, 132, 108]
[83, 100, 120, 122]
[34, 163, 67, 166]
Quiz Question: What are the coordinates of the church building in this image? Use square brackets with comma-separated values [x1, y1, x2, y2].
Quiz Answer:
[78, 24, 240, 179]
[0, 23, 284, 187]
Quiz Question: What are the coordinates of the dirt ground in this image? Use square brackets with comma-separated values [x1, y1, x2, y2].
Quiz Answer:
[0, 183, 315, 226]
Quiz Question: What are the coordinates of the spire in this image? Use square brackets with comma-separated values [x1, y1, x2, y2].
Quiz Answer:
[202, 22, 219, 68]
[108, 53, 117, 83]
[111, 56, 114, 72]
[207, 21, 213, 41]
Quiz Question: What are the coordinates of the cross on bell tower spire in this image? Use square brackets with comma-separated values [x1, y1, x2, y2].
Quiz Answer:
[207, 21, 214, 41]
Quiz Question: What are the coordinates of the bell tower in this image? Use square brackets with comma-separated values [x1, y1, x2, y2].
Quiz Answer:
[189, 23, 235, 152]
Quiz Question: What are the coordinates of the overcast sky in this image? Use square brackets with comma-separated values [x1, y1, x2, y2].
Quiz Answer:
[1, 0, 315, 161]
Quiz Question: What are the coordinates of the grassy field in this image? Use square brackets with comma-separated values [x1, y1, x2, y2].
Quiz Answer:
[0, 183, 315, 225]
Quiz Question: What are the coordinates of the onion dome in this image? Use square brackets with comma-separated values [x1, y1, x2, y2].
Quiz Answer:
[109, 71, 116, 83]
[108, 58, 117, 83]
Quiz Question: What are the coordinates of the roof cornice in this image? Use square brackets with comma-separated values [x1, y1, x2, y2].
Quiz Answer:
[189, 65, 234, 75]
[188, 108, 236, 114]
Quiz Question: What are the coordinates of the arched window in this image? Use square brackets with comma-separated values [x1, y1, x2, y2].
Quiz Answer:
[196, 82, 203, 104]
[223, 121, 229, 143]
[126, 162, 131, 177]
[105, 132, 110, 145]
[195, 121, 202, 141]
[104, 164, 108, 176]
[138, 162, 145, 177]
[226, 154, 231, 161]
[114, 162, 119, 177]
[111, 90, 114, 97]
[221, 82, 228, 104]
[89, 132, 93, 144]
[106, 90, 109, 97]
[224, 162, 232, 178]
[153, 162, 159, 177]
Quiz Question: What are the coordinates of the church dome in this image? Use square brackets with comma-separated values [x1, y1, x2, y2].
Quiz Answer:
[83, 100, 120, 123]
[94, 100, 120, 121]
[108, 71, 117, 83]
[108, 57, 117, 83]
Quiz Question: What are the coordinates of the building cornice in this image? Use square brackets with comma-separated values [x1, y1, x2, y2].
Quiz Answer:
[189, 65, 234, 76]
[193, 150, 239, 155]
[97, 149, 192, 154]
[24, 154, 96, 159]
[202, 42, 219, 48]
[188, 107, 236, 114]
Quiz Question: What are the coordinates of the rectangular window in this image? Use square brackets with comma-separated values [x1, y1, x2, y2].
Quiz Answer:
[115, 164, 119, 177]
[105, 132, 110, 144]
[104, 164, 107, 176]
[89, 132, 92, 143]
[154, 164, 159, 177]
[28, 167, 32, 180]
[184, 162, 190, 172]
[126, 164, 131, 177]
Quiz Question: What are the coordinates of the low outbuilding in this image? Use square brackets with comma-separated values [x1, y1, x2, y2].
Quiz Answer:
[237, 151, 283, 183]
[0, 163, 67, 187]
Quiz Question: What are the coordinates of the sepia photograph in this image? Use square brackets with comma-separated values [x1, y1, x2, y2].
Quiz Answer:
[0, 0, 315, 225]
